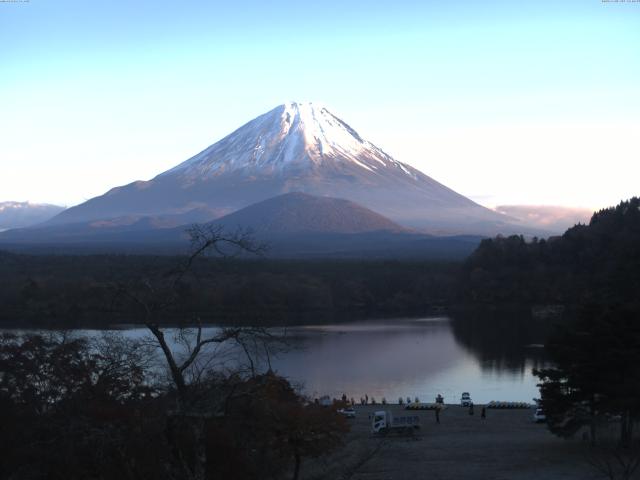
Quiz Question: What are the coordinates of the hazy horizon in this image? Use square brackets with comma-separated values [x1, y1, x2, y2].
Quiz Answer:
[1, 1, 638, 210]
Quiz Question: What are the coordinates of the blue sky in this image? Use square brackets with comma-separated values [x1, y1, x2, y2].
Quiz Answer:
[1, 0, 639, 209]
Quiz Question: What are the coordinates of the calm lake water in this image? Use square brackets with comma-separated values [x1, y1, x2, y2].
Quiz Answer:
[34, 315, 548, 405]
[267, 317, 547, 404]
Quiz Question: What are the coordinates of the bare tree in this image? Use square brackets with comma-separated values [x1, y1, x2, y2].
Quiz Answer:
[586, 445, 640, 480]
[114, 225, 268, 400]
[113, 224, 282, 480]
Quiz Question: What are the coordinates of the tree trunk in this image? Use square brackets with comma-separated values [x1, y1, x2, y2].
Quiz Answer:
[165, 414, 208, 480]
[620, 410, 633, 448]
[192, 417, 207, 480]
[292, 452, 301, 480]
[146, 324, 188, 402]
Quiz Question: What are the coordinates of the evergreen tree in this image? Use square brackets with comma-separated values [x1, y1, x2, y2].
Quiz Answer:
[535, 305, 640, 446]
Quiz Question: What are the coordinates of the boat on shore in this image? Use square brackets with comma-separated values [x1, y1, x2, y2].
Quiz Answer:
[486, 401, 532, 409]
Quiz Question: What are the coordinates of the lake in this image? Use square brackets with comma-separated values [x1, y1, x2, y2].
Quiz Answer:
[36, 315, 548, 405]
[267, 316, 547, 404]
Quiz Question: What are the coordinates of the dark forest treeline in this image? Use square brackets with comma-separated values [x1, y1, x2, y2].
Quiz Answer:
[458, 197, 640, 310]
[4, 197, 639, 329]
[506, 198, 640, 453]
[456, 198, 640, 454]
[0, 254, 460, 328]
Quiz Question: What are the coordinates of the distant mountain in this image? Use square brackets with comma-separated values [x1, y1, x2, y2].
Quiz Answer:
[212, 192, 408, 234]
[0, 193, 482, 259]
[45, 101, 517, 235]
[0, 202, 65, 230]
[0, 208, 218, 243]
[493, 205, 593, 234]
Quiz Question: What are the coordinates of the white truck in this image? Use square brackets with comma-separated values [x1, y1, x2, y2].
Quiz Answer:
[460, 392, 472, 407]
[371, 410, 420, 434]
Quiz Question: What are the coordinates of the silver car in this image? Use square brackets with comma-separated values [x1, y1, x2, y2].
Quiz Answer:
[533, 408, 546, 423]
[338, 407, 356, 418]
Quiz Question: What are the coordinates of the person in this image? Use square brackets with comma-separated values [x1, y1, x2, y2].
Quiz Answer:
[469, 402, 474, 415]
[436, 394, 444, 404]
[481, 406, 486, 419]
[435, 406, 440, 424]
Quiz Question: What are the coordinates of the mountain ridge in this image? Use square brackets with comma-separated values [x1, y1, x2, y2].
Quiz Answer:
[46, 101, 516, 235]
[211, 192, 410, 235]
[0, 192, 483, 259]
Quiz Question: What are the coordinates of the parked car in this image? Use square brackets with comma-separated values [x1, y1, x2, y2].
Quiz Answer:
[338, 407, 356, 418]
[533, 408, 546, 423]
[460, 392, 472, 407]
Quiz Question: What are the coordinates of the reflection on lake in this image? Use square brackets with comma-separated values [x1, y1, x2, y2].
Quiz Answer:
[8, 314, 551, 404]
[270, 316, 548, 404]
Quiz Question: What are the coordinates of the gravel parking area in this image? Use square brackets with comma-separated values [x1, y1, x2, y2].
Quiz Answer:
[301, 405, 601, 480]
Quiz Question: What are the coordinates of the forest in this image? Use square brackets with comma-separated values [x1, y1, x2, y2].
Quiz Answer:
[457, 198, 640, 461]
[0, 252, 459, 328]
[458, 197, 640, 311]
[3, 198, 637, 330]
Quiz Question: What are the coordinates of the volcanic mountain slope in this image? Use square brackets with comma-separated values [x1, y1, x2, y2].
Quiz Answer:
[0, 207, 219, 242]
[212, 192, 409, 235]
[0, 193, 482, 259]
[47, 102, 514, 234]
[0, 193, 406, 241]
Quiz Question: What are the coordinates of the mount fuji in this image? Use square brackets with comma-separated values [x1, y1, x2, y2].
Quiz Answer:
[46, 102, 514, 235]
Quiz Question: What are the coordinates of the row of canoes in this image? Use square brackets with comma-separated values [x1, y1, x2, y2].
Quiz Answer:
[405, 403, 444, 410]
[403, 401, 533, 410]
[486, 401, 532, 409]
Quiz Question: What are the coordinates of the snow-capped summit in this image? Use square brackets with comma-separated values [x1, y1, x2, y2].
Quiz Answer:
[47, 102, 514, 234]
[164, 101, 416, 180]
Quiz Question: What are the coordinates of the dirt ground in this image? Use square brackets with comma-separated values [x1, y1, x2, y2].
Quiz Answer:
[301, 404, 606, 480]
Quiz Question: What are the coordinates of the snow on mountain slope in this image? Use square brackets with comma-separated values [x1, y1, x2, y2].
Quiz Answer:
[163, 102, 416, 180]
[48, 102, 517, 234]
